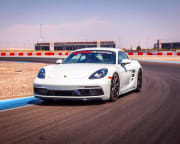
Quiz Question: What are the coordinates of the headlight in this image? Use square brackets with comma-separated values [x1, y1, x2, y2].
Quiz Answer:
[89, 68, 108, 79]
[37, 68, 45, 79]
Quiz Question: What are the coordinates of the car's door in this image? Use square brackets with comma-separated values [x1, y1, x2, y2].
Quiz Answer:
[117, 51, 132, 91]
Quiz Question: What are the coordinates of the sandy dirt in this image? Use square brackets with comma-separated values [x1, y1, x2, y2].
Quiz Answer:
[129, 55, 180, 61]
[0, 62, 48, 100]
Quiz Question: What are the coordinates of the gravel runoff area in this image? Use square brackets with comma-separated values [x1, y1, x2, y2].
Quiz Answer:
[129, 55, 180, 61]
[0, 56, 179, 100]
[0, 62, 48, 100]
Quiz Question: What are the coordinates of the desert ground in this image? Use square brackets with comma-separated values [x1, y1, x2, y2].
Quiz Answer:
[129, 55, 180, 61]
[0, 62, 48, 100]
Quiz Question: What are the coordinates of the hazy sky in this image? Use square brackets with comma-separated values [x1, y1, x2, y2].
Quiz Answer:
[0, 0, 180, 49]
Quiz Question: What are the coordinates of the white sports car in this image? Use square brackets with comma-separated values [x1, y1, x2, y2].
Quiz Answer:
[34, 48, 142, 102]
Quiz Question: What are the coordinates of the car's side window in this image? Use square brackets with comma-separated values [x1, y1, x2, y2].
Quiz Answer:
[118, 51, 128, 64]
[67, 54, 81, 63]
[79, 54, 86, 62]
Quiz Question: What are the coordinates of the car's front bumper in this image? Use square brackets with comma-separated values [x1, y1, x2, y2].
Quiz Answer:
[33, 78, 111, 101]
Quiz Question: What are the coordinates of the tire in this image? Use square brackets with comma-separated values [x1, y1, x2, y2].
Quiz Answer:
[135, 69, 142, 92]
[110, 73, 120, 102]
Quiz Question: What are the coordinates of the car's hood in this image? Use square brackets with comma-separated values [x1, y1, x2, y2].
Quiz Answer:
[46, 63, 114, 80]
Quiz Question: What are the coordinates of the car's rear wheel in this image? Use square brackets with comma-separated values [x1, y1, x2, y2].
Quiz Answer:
[110, 73, 120, 102]
[135, 69, 142, 92]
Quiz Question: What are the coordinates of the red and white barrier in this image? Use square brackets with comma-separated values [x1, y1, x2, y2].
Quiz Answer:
[0, 52, 180, 57]
[127, 52, 180, 56]
[0, 52, 69, 57]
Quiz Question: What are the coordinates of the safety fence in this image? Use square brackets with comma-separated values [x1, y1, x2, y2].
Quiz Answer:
[127, 52, 180, 56]
[0, 51, 180, 57]
[0, 52, 69, 57]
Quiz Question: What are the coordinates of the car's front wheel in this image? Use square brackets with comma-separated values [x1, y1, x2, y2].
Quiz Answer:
[110, 73, 120, 102]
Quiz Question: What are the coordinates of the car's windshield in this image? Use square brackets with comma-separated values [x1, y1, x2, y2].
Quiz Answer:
[63, 50, 116, 64]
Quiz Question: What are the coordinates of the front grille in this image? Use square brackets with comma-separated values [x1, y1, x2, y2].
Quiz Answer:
[34, 88, 104, 96]
[34, 88, 47, 95]
[47, 90, 75, 96]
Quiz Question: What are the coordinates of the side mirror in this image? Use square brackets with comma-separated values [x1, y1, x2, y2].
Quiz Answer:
[121, 59, 131, 65]
[56, 59, 63, 64]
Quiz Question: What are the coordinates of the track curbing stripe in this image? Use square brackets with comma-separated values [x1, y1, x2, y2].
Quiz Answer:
[0, 96, 42, 111]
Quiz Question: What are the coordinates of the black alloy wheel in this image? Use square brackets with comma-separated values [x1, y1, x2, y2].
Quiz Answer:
[110, 73, 120, 102]
[135, 69, 142, 92]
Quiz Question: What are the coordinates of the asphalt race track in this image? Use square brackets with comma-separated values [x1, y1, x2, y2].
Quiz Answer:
[0, 58, 180, 144]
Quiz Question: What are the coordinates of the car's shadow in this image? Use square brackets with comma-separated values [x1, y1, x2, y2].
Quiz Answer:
[28, 91, 136, 107]
[29, 99, 106, 107]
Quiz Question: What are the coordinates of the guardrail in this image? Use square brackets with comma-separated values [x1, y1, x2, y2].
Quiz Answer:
[128, 52, 180, 56]
[0, 52, 180, 57]
[0, 52, 69, 57]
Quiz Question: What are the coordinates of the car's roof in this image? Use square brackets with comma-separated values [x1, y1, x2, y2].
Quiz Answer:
[74, 47, 122, 53]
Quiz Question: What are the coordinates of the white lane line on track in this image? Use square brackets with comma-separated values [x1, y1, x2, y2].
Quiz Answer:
[0, 104, 35, 112]
[0, 96, 34, 101]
